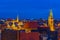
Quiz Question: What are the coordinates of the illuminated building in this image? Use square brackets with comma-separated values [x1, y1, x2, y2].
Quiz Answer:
[48, 9, 55, 31]
[5, 16, 23, 30]
[48, 10, 58, 40]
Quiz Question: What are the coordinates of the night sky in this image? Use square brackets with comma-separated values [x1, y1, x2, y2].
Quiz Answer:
[0, 0, 60, 19]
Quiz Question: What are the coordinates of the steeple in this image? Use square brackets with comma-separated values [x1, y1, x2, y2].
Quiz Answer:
[16, 15, 19, 22]
[48, 9, 55, 31]
[49, 9, 53, 17]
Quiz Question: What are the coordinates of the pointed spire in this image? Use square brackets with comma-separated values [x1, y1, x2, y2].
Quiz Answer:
[48, 9, 55, 31]
[16, 15, 19, 22]
[49, 9, 53, 17]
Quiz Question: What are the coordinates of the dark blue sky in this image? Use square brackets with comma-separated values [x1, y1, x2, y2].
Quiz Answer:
[0, 0, 60, 19]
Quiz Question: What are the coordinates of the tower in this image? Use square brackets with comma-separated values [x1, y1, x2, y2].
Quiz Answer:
[16, 15, 19, 22]
[48, 9, 55, 31]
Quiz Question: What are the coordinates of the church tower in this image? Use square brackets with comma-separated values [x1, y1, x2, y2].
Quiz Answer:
[16, 15, 19, 22]
[48, 9, 55, 31]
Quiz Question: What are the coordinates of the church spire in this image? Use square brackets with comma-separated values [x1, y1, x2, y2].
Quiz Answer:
[48, 9, 55, 31]
[16, 15, 19, 22]
[49, 9, 53, 17]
